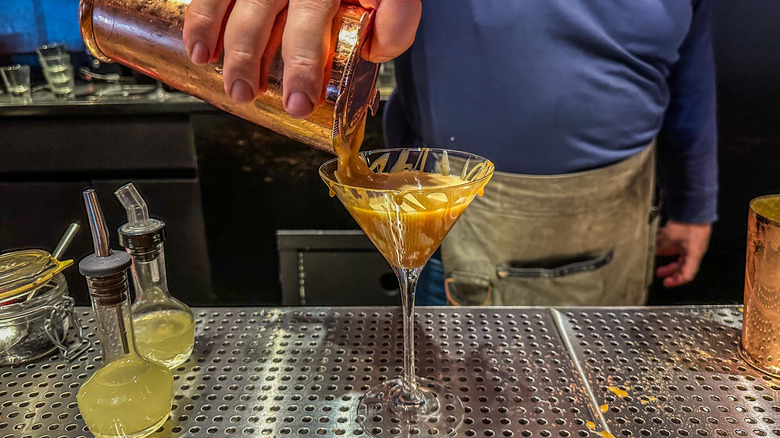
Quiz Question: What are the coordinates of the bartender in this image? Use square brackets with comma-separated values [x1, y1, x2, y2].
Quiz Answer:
[183, 0, 717, 307]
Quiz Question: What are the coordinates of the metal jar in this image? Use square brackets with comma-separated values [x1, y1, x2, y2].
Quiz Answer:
[79, 0, 381, 153]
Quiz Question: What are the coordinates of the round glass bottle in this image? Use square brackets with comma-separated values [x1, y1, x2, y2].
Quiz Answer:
[116, 183, 195, 368]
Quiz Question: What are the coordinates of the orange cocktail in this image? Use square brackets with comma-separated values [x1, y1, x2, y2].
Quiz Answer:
[341, 173, 476, 269]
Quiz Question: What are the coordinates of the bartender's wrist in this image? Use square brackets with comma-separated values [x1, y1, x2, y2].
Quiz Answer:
[662, 191, 718, 224]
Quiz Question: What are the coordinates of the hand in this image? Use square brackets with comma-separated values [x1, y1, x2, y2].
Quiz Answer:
[655, 220, 712, 287]
[183, 0, 421, 117]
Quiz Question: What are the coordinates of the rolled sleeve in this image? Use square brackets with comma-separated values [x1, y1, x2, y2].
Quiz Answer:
[657, 0, 719, 224]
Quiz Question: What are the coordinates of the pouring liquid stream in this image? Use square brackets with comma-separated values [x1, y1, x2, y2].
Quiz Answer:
[330, 117, 484, 269]
[333, 117, 468, 191]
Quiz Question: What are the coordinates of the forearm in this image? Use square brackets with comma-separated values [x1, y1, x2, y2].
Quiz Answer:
[657, 0, 718, 225]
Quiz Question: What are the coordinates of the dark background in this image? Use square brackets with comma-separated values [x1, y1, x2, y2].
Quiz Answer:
[1, 1, 780, 307]
[650, 0, 780, 305]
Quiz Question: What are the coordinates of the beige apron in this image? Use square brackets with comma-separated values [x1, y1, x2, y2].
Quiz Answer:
[441, 144, 657, 306]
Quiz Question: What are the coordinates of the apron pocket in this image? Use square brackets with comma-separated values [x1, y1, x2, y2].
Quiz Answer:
[445, 271, 492, 306]
[494, 250, 614, 306]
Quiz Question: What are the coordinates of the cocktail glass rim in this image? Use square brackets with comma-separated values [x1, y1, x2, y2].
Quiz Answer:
[318, 147, 494, 194]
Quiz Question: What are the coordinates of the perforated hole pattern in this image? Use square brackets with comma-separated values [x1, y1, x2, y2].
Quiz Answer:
[556, 306, 780, 437]
[0, 307, 597, 438]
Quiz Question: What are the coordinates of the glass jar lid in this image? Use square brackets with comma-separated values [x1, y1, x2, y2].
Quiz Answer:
[0, 250, 73, 302]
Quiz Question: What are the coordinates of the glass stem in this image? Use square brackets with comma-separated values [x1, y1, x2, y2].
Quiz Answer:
[395, 266, 423, 398]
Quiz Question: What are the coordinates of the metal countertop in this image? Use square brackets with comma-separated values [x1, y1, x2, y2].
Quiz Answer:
[1, 305, 776, 438]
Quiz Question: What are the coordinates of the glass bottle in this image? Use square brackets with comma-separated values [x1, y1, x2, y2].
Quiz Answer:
[115, 183, 195, 368]
[77, 189, 173, 438]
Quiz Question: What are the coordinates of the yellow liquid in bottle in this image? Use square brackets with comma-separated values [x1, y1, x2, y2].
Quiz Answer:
[133, 310, 196, 368]
[77, 357, 173, 438]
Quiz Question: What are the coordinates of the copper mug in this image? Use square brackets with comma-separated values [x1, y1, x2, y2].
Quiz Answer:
[79, 0, 380, 153]
[740, 194, 780, 377]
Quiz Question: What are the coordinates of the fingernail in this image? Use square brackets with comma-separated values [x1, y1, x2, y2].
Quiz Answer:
[229, 79, 255, 104]
[190, 41, 209, 65]
[285, 92, 315, 118]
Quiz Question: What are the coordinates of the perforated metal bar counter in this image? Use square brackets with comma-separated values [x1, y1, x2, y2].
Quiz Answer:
[1, 306, 777, 438]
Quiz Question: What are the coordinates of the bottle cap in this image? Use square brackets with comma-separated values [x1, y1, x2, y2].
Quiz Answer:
[78, 252, 132, 278]
[114, 183, 166, 250]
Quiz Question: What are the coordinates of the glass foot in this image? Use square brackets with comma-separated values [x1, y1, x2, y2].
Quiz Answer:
[357, 378, 464, 437]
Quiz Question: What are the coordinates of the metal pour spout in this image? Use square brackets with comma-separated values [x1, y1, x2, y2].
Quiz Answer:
[83, 189, 110, 257]
[80, 188, 131, 354]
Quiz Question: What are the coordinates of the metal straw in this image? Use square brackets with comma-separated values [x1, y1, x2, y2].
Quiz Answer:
[52, 222, 81, 260]
[23, 222, 82, 302]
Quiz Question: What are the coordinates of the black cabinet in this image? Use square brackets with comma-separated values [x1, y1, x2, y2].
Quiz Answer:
[277, 230, 399, 306]
[0, 102, 213, 305]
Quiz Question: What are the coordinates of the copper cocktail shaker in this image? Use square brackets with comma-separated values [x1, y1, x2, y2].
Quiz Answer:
[740, 195, 780, 377]
[79, 0, 380, 153]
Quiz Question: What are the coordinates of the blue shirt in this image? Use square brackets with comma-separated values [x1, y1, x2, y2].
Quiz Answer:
[385, 0, 718, 223]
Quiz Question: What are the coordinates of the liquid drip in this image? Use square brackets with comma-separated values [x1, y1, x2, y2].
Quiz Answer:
[639, 396, 658, 405]
[586, 421, 616, 438]
[607, 386, 628, 398]
[77, 357, 173, 438]
[133, 310, 196, 368]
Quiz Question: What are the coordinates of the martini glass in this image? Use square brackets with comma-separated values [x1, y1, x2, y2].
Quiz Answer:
[319, 148, 494, 437]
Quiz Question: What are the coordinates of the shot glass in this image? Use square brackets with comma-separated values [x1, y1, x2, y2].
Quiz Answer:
[40, 54, 75, 99]
[0, 65, 32, 103]
[740, 194, 780, 377]
[36, 42, 68, 60]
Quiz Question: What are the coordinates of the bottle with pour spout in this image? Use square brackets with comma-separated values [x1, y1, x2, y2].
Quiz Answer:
[77, 189, 173, 438]
[115, 183, 195, 369]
